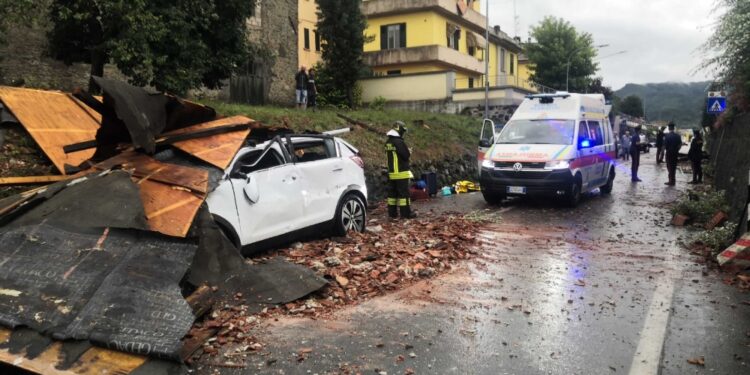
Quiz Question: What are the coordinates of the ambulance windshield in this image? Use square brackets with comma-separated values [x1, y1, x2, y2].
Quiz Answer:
[495, 119, 576, 145]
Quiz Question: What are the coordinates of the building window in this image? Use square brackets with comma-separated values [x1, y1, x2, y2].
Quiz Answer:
[499, 48, 506, 73]
[468, 78, 474, 88]
[447, 24, 461, 50]
[314, 31, 321, 52]
[381, 23, 406, 50]
[510, 53, 515, 75]
[303, 28, 310, 50]
[387, 70, 402, 76]
[468, 46, 476, 56]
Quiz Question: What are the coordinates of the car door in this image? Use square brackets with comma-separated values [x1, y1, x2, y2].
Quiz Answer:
[478, 119, 496, 174]
[575, 121, 592, 186]
[291, 137, 345, 227]
[230, 144, 305, 244]
[587, 120, 607, 185]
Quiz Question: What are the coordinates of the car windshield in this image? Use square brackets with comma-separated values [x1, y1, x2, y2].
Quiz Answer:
[494, 119, 576, 145]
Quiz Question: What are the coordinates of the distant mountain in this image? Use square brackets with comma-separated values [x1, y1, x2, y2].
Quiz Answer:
[614, 81, 711, 127]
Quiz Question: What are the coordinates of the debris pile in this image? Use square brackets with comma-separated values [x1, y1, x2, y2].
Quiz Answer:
[0, 80, 328, 372]
[264, 206, 482, 316]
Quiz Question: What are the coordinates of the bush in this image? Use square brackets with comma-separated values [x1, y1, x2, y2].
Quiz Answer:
[696, 222, 738, 254]
[671, 189, 729, 224]
[313, 62, 362, 109]
[369, 96, 387, 111]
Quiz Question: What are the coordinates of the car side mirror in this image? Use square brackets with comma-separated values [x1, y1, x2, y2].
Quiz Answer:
[479, 139, 491, 148]
[243, 175, 260, 204]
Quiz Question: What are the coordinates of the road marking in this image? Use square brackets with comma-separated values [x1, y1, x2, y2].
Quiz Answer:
[628, 273, 679, 375]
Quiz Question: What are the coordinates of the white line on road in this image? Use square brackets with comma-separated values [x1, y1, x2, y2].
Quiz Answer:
[628, 273, 680, 375]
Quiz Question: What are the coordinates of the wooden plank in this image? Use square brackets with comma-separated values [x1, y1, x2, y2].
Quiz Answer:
[96, 152, 209, 194]
[138, 179, 204, 238]
[167, 116, 253, 170]
[0, 87, 100, 174]
[66, 348, 146, 375]
[0, 175, 68, 186]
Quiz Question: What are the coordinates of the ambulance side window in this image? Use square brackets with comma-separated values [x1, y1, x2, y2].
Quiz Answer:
[577, 121, 589, 148]
[587, 121, 604, 146]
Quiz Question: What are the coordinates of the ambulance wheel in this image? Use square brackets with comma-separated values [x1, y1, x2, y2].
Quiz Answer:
[566, 178, 582, 207]
[482, 191, 505, 205]
[601, 169, 615, 194]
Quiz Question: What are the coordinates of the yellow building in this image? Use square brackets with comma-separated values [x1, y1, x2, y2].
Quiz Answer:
[359, 0, 537, 111]
[298, 0, 322, 69]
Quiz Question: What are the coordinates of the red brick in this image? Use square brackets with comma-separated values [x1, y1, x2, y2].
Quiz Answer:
[671, 214, 690, 226]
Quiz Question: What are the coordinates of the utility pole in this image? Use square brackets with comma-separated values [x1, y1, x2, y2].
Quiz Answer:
[484, 0, 490, 119]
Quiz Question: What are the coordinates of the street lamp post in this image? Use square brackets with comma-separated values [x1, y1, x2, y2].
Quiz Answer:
[566, 44, 609, 92]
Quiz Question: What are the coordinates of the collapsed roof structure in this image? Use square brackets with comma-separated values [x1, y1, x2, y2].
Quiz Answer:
[0, 79, 327, 374]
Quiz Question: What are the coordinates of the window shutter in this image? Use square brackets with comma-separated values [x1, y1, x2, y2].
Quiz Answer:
[381, 25, 387, 49]
[399, 24, 406, 48]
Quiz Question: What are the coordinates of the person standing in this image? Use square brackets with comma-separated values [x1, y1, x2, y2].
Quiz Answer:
[688, 129, 704, 184]
[621, 131, 631, 161]
[385, 121, 416, 219]
[664, 122, 682, 186]
[295, 66, 308, 109]
[306, 68, 318, 111]
[656, 126, 666, 164]
[630, 127, 642, 182]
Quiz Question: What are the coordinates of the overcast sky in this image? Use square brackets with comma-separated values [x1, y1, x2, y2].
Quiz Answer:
[488, 0, 719, 90]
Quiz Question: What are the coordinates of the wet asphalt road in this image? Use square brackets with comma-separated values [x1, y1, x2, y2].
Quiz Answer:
[203, 153, 750, 375]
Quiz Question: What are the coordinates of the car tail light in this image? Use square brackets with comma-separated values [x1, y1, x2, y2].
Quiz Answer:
[350, 155, 364, 169]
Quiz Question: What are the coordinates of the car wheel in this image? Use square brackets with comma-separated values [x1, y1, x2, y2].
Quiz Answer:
[566, 179, 582, 207]
[482, 190, 505, 205]
[334, 193, 366, 236]
[600, 169, 615, 194]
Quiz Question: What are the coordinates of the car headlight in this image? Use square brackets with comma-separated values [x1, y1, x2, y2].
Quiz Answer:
[544, 160, 571, 170]
[481, 158, 495, 169]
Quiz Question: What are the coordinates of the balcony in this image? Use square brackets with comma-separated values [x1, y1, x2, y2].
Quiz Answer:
[364, 45, 484, 74]
[362, 0, 486, 33]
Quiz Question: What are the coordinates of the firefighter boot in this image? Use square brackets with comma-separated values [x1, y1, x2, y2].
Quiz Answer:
[400, 205, 417, 219]
[388, 205, 398, 219]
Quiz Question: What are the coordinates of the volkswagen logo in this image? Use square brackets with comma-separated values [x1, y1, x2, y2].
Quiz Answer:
[513, 162, 523, 171]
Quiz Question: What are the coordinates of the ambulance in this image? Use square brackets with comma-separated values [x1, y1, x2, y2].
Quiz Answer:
[478, 93, 617, 207]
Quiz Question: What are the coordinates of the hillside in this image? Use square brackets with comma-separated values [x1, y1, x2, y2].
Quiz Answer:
[615, 81, 710, 127]
[204, 102, 480, 168]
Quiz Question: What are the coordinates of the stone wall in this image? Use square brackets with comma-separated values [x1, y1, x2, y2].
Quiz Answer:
[245, 0, 298, 106]
[364, 153, 477, 201]
[0, 24, 121, 90]
[709, 112, 750, 233]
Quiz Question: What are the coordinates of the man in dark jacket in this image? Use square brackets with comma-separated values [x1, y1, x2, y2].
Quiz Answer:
[385, 121, 416, 219]
[664, 122, 682, 186]
[630, 126, 642, 182]
[688, 129, 704, 184]
[295, 66, 308, 109]
[655, 126, 666, 164]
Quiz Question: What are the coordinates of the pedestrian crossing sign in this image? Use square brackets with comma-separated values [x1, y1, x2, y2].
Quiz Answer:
[706, 96, 726, 114]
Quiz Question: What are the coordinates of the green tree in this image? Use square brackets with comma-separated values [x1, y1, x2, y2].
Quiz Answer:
[525, 16, 599, 92]
[586, 77, 614, 100]
[47, 0, 256, 94]
[701, 0, 750, 110]
[316, 0, 370, 108]
[620, 95, 644, 118]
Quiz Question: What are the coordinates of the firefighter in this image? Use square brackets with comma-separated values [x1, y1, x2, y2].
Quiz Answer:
[385, 121, 416, 219]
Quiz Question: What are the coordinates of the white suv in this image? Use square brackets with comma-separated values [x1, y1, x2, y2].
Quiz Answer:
[206, 134, 367, 254]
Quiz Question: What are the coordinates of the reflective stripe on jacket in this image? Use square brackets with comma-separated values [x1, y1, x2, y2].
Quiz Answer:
[386, 133, 413, 180]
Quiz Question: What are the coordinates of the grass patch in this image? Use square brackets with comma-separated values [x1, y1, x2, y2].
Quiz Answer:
[671, 189, 729, 224]
[203, 102, 481, 168]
